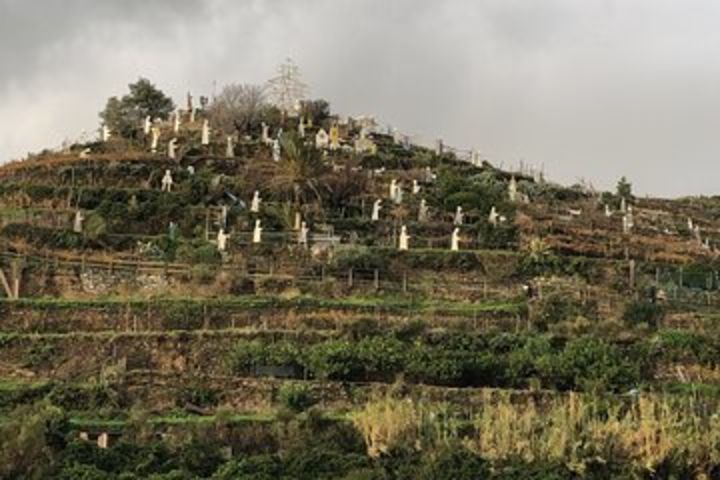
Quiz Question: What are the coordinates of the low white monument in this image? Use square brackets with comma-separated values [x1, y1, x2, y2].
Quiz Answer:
[73, 210, 84, 233]
[252, 219, 263, 244]
[217, 228, 229, 252]
[451, 228, 460, 251]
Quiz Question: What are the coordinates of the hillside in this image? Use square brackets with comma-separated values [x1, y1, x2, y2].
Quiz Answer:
[2, 88, 720, 479]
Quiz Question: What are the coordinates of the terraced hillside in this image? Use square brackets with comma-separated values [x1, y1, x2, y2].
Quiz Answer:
[2, 88, 720, 479]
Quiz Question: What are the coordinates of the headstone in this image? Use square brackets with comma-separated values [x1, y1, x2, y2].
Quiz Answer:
[168, 221, 178, 240]
[622, 215, 631, 234]
[261, 122, 270, 144]
[73, 210, 84, 233]
[394, 183, 403, 204]
[454, 206, 464, 226]
[298, 221, 309, 247]
[201, 120, 210, 145]
[508, 176, 518, 202]
[688, 217, 694, 231]
[143, 115, 151, 135]
[298, 117, 306, 138]
[272, 139, 281, 162]
[186, 165, 195, 175]
[451, 227, 460, 251]
[189, 108, 196, 123]
[250, 190, 261, 213]
[294, 211, 301, 231]
[424, 167, 436, 182]
[225, 136, 234, 158]
[217, 228, 229, 252]
[252, 219, 262, 244]
[371, 199, 382, 222]
[418, 199, 428, 222]
[399, 225, 410, 251]
[605, 204, 612, 217]
[97, 432, 109, 449]
[168, 138, 178, 159]
[174, 110, 181, 133]
[161, 170, 173, 192]
[620, 197, 627, 213]
[489, 206, 499, 226]
[79, 148, 91, 159]
[412, 180, 420, 195]
[101, 125, 111, 142]
[151, 126, 160, 153]
[315, 129, 329, 149]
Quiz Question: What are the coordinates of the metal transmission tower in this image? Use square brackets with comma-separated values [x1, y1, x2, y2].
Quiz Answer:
[266, 58, 308, 117]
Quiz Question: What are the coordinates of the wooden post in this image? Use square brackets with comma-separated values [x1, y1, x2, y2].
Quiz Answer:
[629, 259, 636, 290]
[347, 268, 353, 288]
[0, 268, 13, 299]
[373, 269, 379, 290]
[402, 271, 408, 293]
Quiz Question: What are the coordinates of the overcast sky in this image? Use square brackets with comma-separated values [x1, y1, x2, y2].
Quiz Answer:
[1, 0, 719, 197]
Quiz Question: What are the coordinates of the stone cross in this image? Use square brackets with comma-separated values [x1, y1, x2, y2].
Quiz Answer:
[143, 116, 151, 135]
[73, 210, 84, 233]
[161, 170, 173, 192]
[451, 228, 460, 251]
[371, 199, 382, 222]
[250, 190, 261, 213]
[272, 139, 281, 162]
[226, 136, 234, 158]
[329, 126, 340, 150]
[412, 180, 420, 195]
[508, 176, 518, 202]
[201, 120, 210, 145]
[315, 129, 329, 149]
[151, 126, 160, 153]
[454, 206, 464, 226]
[252, 219, 263, 244]
[168, 138, 177, 159]
[489, 206, 499, 226]
[298, 221, 309, 247]
[418, 199, 428, 222]
[399, 225, 410, 251]
[217, 228, 229, 252]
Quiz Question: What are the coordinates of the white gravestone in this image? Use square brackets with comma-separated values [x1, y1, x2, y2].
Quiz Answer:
[451, 228, 460, 251]
[394, 183, 403, 205]
[605, 204, 612, 217]
[620, 197, 627, 213]
[298, 221, 309, 247]
[220, 205, 228, 229]
[272, 139, 281, 162]
[371, 199, 382, 222]
[261, 122, 270, 145]
[508, 176, 518, 202]
[489, 206, 499, 226]
[252, 220, 263, 244]
[250, 191, 261, 213]
[226, 136, 234, 158]
[201, 120, 210, 146]
[315, 129, 329, 149]
[151, 127, 160, 153]
[73, 211, 84, 233]
[168, 138, 177, 159]
[143, 116, 151, 135]
[454, 206, 464, 226]
[399, 225, 410, 251]
[174, 111, 181, 133]
[294, 212, 302, 231]
[161, 170, 173, 192]
[217, 229, 229, 252]
[418, 199, 428, 222]
[389, 179, 397, 200]
[412, 180, 420, 195]
[298, 118, 306, 138]
[101, 126, 111, 142]
[186, 165, 195, 175]
[471, 150, 481, 167]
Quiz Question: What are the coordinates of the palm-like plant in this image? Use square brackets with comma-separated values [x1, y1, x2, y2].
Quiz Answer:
[267, 133, 330, 207]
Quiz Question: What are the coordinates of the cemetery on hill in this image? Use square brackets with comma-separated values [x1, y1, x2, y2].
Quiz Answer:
[2, 62, 720, 478]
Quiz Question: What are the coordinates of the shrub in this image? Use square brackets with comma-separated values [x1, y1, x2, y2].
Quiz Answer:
[278, 383, 317, 412]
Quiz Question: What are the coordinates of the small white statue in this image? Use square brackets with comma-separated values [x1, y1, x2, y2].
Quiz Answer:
[79, 148, 91, 159]
[226, 136, 234, 158]
[143, 116, 151, 135]
[217, 228, 229, 252]
[451, 227, 460, 251]
[412, 180, 420, 195]
[371, 199, 382, 222]
[101, 125, 111, 142]
[605, 204, 612, 217]
[201, 120, 210, 146]
[399, 225, 410, 251]
[298, 117, 306, 138]
[622, 215, 631, 234]
[418, 199, 428, 222]
[250, 190, 261, 213]
[173, 110, 181, 133]
[394, 183, 403, 205]
[73, 210, 84, 233]
[261, 122, 270, 145]
[508, 176, 518, 202]
[161, 169, 173, 192]
[168, 138, 177, 159]
[187, 165, 195, 175]
[252, 219, 263, 244]
[315, 129, 329, 149]
[389, 179, 398, 200]
[454, 206, 464, 226]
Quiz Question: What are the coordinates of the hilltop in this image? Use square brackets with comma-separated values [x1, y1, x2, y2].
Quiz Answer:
[1, 75, 720, 479]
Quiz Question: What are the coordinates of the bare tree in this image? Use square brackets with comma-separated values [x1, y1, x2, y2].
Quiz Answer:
[207, 83, 267, 135]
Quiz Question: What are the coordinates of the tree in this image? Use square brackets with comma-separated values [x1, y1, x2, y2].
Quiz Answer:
[616, 176, 632, 199]
[300, 99, 330, 125]
[267, 133, 331, 206]
[99, 78, 175, 139]
[207, 83, 268, 135]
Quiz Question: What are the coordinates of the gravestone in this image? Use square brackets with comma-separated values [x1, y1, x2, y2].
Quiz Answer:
[418, 199, 428, 222]
[201, 120, 210, 146]
[489, 206, 499, 226]
[168, 138, 178, 159]
[261, 122, 270, 144]
[161, 170, 173, 192]
[298, 117, 305, 138]
[371, 199, 382, 222]
[454, 206, 464, 226]
[252, 219, 263, 244]
[298, 221, 309, 247]
[399, 225, 410, 251]
[272, 139, 281, 162]
[508, 176, 518, 202]
[412, 180, 420, 195]
[174, 110, 181, 133]
[151, 127, 160, 153]
[605, 204, 612, 217]
[101, 125, 111, 142]
[143, 115, 151, 135]
[315, 129, 329, 149]
[451, 228, 460, 251]
[217, 229, 229, 252]
[226, 136, 234, 158]
[73, 210, 84, 233]
[250, 191, 261, 213]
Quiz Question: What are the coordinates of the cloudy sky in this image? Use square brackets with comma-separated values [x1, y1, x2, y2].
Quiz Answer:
[1, 0, 719, 197]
